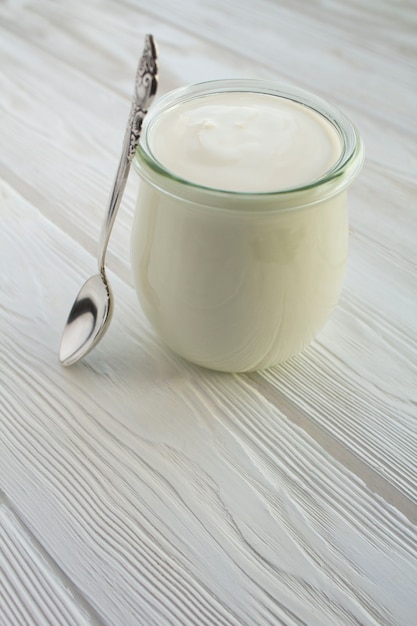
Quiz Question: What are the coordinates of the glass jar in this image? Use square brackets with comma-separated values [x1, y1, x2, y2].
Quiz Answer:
[131, 80, 364, 372]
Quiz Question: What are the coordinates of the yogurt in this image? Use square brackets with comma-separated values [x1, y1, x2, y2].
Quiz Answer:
[148, 92, 342, 192]
[131, 81, 363, 372]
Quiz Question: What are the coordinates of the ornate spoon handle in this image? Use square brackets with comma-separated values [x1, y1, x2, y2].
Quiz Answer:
[97, 34, 158, 272]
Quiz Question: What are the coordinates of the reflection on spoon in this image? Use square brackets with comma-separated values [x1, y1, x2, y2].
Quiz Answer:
[59, 34, 158, 366]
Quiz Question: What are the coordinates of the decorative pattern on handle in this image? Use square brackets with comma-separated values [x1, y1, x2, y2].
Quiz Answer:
[128, 34, 158, 161]
[128, 107, 147, 162]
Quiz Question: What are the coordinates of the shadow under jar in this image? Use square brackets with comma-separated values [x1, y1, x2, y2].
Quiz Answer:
[131, 80, 364, 372]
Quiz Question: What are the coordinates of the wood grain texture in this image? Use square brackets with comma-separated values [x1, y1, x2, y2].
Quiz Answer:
[0, 492, 100, 626]
[1, 0, 416, 625]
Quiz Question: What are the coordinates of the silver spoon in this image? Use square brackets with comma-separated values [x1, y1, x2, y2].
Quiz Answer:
[59, 34, 158, 366]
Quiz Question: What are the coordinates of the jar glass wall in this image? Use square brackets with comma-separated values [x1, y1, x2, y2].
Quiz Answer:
[131, 80, 364, 372]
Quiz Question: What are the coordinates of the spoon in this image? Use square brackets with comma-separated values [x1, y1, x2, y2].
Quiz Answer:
[59, 34, 158, 366]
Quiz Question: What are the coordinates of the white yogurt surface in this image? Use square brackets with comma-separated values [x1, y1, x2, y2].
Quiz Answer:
[148, 92, 342, 192]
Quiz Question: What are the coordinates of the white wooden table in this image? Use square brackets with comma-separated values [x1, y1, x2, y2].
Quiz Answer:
[1, 1, 416, 624]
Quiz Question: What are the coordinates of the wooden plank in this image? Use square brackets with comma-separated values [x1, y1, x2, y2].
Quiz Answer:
[1, 181, 416, 624]
[0, 492, 100, 626]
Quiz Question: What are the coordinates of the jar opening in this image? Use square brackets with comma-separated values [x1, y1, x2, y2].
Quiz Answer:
[134, 79, 364, 209]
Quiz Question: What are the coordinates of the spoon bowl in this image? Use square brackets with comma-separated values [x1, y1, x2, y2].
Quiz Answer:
[59, 273, 113, 366]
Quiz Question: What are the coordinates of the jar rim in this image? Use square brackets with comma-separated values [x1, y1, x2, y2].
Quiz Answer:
[134, 79, 364, 207]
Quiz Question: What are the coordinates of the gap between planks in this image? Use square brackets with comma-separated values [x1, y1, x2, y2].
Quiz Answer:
[244, 373, 417, 525]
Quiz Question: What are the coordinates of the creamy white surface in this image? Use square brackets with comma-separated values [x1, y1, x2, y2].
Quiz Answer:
[148, 92, 342, 192]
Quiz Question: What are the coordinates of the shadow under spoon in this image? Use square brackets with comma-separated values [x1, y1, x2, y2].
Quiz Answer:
[59, 34, 158, 366]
